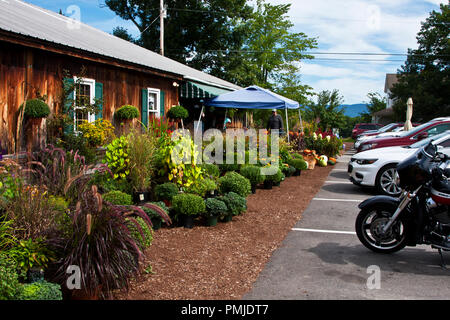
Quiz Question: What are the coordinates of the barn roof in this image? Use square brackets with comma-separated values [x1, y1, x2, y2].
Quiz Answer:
[0, 0, 241, 91]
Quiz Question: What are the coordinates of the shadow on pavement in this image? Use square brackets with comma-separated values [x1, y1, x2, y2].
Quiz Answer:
[307, 242, 450, 276]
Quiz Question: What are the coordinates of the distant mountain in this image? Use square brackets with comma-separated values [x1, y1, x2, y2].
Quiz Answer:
[339, 104, 368, 118]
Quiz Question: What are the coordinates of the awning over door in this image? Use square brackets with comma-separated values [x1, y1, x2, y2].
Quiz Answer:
[180, 81, 233, 99]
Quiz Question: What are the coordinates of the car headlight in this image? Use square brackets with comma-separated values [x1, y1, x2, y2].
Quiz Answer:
[360, 143, 377, 151]
[355, 159, 378, 165]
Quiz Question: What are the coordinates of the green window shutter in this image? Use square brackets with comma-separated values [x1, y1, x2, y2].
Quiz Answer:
[95, 82, 103, 120]
[63, 77, 75, 134]
[160, 90, 165, 117]
[141, 88, 148, 128]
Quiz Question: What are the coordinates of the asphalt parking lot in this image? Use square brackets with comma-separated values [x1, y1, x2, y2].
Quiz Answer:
[244, 148, 450, 300]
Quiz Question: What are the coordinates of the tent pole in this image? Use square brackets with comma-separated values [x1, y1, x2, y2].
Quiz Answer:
[195, 106, 204, 134]
[285, 107, 290, 142]
[298, 109, 304, 133]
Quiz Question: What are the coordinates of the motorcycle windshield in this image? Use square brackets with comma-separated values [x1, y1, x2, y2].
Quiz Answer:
[397, 142, 435, 190]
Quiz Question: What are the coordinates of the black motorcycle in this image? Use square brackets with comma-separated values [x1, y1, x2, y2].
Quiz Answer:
[355, 142, 450, 267]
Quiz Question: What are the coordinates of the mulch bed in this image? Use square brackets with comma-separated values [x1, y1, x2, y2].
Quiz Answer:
[115, 165, 334, 300]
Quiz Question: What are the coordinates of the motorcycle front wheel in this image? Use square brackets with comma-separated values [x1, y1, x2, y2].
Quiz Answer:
[355, 205, 408, 253]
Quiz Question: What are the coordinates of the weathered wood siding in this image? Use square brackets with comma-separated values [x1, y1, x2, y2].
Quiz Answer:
[0, 40, 180, 152]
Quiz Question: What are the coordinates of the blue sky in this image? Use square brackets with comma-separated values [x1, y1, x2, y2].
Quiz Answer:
[25, 0, 446, 104]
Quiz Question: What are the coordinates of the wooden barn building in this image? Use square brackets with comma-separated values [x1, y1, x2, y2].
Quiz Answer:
[0, 0, 240, 153]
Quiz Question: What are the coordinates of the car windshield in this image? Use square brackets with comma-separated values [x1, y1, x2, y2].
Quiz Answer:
[378, 123, 397, 133]
[398, 122, 433, 137]
[406, 131, 450, 148]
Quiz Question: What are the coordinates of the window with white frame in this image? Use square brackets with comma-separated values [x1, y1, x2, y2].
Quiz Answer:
[148, 88, 160, 118]
[73, 77, 96, 132]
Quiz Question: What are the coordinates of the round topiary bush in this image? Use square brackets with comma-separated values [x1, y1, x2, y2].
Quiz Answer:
[102, 190, 133, 205]
[115, 105, 140, 120]
[18, 280, 62, 300]
[204, 197, 228, 218]
[167, 105, 189, 120]
[240, 165, 265, 187]
[154, 182, 179, 201]
[172, 193, 206, 217]
[218, 171, 251, 197]
[22, 99, 50, 118]
[218, 192, 247, 216]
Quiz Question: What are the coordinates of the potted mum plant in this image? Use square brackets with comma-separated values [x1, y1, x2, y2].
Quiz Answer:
[115, 105, 139, 134]
[154, 182, 179, 207]
[166, 105, 188, 129]
[239, 165, 265, 194]
[171, 193, 205, 228]
[22, 98, 51, 151]
[203, 197, 228, 227]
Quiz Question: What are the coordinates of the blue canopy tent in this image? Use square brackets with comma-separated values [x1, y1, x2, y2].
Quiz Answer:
[201, 85, 303, 141]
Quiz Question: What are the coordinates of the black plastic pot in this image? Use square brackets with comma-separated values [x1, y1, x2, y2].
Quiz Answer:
[251, 185, 257, 194]
[263, 180, 273, 189]
[182, 215, 195, 229]
[151, 218, 162, 230]
[293, 169, 302, 176]
[206, 215, 218, 227]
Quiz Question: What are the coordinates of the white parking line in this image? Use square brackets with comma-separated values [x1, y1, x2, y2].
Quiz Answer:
[292, 228, 356, 235]
[324, 180, 353, 184]
[312, 198, 363, 202]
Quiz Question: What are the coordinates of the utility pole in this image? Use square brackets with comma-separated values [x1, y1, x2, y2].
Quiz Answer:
[160, 0, 165, 56]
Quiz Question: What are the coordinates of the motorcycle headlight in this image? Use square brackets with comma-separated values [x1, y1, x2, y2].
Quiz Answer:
[355, 159, 378, 165]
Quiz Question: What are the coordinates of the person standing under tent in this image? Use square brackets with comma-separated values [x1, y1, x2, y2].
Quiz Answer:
[267, 109, 284, 134]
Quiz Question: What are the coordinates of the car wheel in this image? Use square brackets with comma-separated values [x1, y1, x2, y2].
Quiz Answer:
[376, 164, 402, 197]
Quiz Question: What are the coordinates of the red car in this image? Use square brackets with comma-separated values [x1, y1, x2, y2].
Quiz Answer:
[352, 123, 383, 139]
[357, 118, 450, 153]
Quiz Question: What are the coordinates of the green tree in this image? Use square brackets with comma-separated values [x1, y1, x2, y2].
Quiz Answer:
[390, 3, 450, 122]
[305, 89, 346, 131]
[104, 0, 253, 78]
[360, 92, 387, 123]
[112, 26, 136, 43]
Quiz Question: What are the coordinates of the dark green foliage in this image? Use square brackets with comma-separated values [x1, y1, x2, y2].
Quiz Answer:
[239, 165, 265, 186]
[218, 192, 247, 216]
[204, 198, 228, 218]
[22, 99, 50, 118]
[172, 193, 206, 217]
[390, 4, 449, 122]
[154, 182, 179, 201]
[0, 253, 22, 300]
[264, 168, 283, 183]
[289, 158, 308, 170]
[166, 105, 189, 120]
[141, 201, 169, 220]
[218, 171, 251, 197]
[200, 163, 220, 179]
[18, 280, 62, 300]
[59, 133, 98, 164]
[127, 216, 153, 249]
[5, 238, 54, 276]
[102, 190, 133, 205]
[115, 105, 140, 120]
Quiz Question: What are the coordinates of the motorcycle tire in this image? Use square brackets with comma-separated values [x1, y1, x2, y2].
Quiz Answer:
[355, 205, 408, 254]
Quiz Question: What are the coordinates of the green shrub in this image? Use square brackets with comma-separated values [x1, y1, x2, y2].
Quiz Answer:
[264, 168, 283, 183]
[204, 198, 228, 218]
[218, 172, 251, 197]
[184, 178, 217, 197]
[104, 136, 130, 180]
[200, 163, 220, 179]
[172, 193, 205, 217]
[0, 253, 22, 300]
[127, 216, 153, 249]
[291, 153, 304, 160]
[22, 99, 50, 118]
[142, 201, 169, 220]
[18, 280, 62, 300]
[203, 178, 217, 195]
[115, 105, 140, 120]
[219, 153, 242, 173]
[240, 165, 265, 186]
[6, 238, 54, 276]
[102, 190, 133, 205]
[289, 158, 308, 170]
[154, 182, 179, 201]
[166, 105, 189, 120]
[218, 192, 247, 216]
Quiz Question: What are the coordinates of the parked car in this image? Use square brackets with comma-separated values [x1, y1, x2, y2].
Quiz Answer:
[356, 118, 450, 153]
[348, 131, 450, 196]
[351, 123, 383, 139]
[354, 122, 421, 150]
